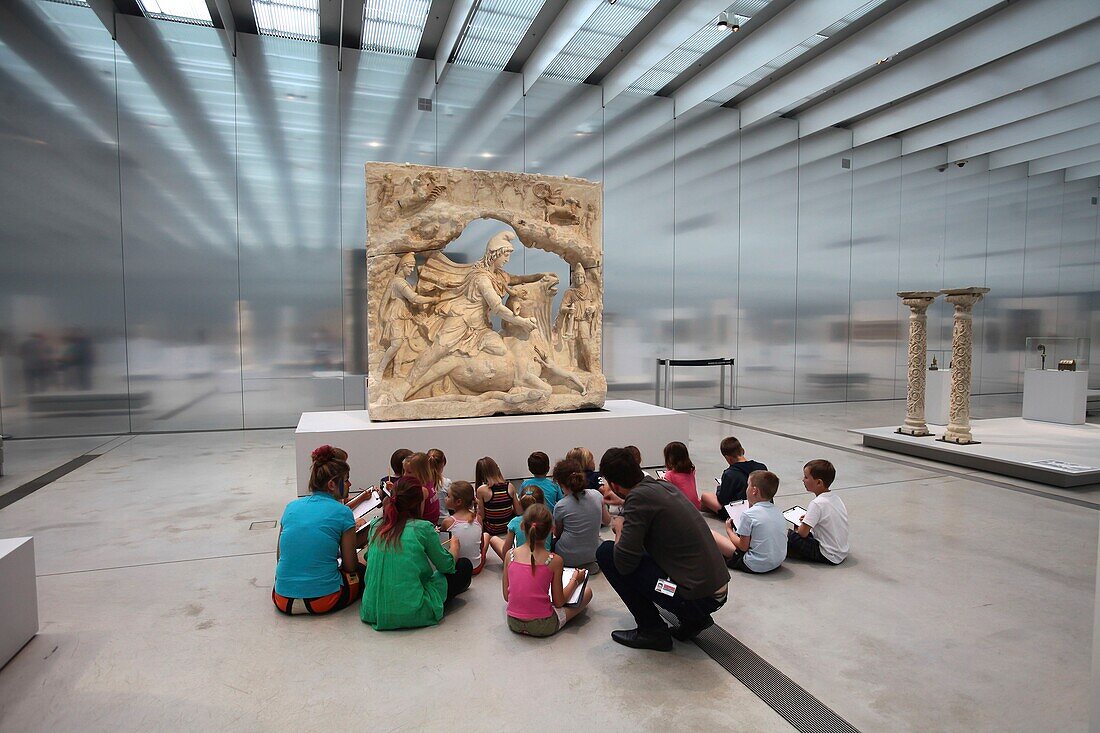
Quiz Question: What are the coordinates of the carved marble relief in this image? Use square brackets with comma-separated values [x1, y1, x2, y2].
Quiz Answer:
[365, 163, 605, 421]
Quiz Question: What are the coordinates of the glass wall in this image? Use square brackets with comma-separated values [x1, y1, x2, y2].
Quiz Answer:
[1, 0, 1097, 436]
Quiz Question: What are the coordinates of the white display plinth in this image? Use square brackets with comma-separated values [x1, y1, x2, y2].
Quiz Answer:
[295, 400, 689, 496]
[926, 369, 951, 426]
[1023, 369, 1088, 425]
[0, 537, 38, 667]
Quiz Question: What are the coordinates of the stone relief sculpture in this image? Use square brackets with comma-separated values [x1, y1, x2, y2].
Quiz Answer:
[366, 163, 605, 421]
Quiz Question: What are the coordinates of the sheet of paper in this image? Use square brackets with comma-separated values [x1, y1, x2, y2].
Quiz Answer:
[654, 469, 665, 479]
[783, 506, 807, 526]
[553, 568, 585, 606]
[352, 492, 381, 521]
[725, 500, 747, 526]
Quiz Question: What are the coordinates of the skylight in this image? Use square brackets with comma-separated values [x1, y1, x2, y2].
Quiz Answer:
[708, 0, 892, 104]
[361, 0, 430, 56]
[451, 0, 544, 71]
[137, 0, 213, 25]
[542, 0, 661, 84]
[627, 0, 769, 95]
[253, 0, 320, 42]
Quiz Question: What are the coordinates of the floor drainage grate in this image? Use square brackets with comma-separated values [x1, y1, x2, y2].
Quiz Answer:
[661, 611, 859, 733]
[249, 521, 277, 530]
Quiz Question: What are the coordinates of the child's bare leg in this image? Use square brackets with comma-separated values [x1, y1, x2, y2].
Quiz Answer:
[700, 492, 721, 514]
[562, 586, 593, 626]
[488, 534, 505, 561]
[711, 529, 736, 559]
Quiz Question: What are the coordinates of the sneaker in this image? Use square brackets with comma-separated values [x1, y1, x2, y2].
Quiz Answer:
[610, 628, 673, 651]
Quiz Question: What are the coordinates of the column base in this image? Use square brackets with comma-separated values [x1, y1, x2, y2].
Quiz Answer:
[896, 426, 934, 437]
[937, 434, 981, 446]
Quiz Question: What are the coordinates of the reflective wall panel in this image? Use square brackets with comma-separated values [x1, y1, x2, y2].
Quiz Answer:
[339, 51, 438, 408]
[603, 93, 674, 401]
[942, 155, 991, 386]
[115, 16, 242, 432]
[1022, 172, 1065, 339]
[0, 1, 129, 437]
[980, 164, 1028, 394]
[738, 118, 798, 406]
[236, 34, 344, 428]
[671, 105, 739, 409]
[436, 65, 524, 172]
[898, 147, 948, 395]
[848, 138, 902, 400]
[1057, 180, 1097, 342]
[794, 128, 853, 404]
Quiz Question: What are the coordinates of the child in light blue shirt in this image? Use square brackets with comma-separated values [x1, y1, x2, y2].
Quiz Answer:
[520, 451, 563, 509]
[713, 470, 786, 573]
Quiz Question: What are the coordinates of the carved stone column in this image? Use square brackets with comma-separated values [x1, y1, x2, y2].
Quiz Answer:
[940, 287, 990, 444]
[896, 292, 940, 436]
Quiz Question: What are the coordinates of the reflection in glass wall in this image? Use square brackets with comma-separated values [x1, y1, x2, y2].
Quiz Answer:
[0, 1, 129, 437]
[2, 0, 1097, 437]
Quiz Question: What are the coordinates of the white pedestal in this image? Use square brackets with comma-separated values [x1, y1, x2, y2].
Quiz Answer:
[926, 369, 951, 426]
[0, 537, 39, 667]
[1023, 369, 1088, 425]
[295, 400, 689, 496]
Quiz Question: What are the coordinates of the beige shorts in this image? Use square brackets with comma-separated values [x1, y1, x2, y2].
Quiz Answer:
[507, 608, 568, 637]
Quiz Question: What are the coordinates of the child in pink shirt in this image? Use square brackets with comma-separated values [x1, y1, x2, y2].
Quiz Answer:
[662, 441, 700, 509]
[503, 504, 592, 637]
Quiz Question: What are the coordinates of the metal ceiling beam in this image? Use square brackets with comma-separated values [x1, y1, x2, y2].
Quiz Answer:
[900, 64, 1100, 155]
[418, 0, 455, 58]
[225, 0, 258, 35]
[989, 122, 1100, 171]
[434, 0, 474, 82]
[797, 0, 1100, 139]
[519, 0, 601, 93]
[947, 97, 1100, 163]
[600, 0, 731, 107]
[210, 0, 237, 55]
[319, 0, 341, 46]
[737, 0, 1005, 128]
[672, 0, 866, 117]
[851, 21, 1100, 147]
[341, 0, 366, 48]
[1028, 144, 1100, 177]
[1064, 161, 1100, 183]
[85, 0, 117, 38]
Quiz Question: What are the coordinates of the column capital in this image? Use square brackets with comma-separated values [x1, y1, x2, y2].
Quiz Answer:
[941, 287, 990, 311]
[897, 291, 940, 313]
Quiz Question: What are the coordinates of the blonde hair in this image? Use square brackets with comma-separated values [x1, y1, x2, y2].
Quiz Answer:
[448, 480, 475, 511]
[566, 446, 595, 472]
[427, 448, 447, 488]
[405, 452, 433, 487]
[521, 503, 553, 574]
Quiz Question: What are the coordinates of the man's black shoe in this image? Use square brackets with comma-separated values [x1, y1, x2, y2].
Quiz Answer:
[670, 616, 714, 641]
[611, 628, 673, 651]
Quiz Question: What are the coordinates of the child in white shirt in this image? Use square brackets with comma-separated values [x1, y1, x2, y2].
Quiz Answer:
[787, 459, 848, 565]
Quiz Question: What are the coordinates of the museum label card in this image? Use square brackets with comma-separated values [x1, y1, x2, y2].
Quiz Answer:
[1027, 459, 1097, 474]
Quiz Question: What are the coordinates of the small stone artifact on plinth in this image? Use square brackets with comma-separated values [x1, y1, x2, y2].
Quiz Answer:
[896, 291, 940, 436]
[365, 163, 606, 421]
[938, 287, 990, 445]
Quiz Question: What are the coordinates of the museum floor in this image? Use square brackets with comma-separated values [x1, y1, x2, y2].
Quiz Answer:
[0, 396, 1096, 732]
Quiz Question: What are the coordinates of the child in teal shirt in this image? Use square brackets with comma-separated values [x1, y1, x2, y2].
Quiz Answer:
[520, 451, 563, 510]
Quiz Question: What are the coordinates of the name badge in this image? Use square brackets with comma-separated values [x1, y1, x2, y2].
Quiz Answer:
[655, 578, 677, 597]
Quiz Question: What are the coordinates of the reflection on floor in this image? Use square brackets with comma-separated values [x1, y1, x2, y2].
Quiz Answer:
[0, 399, 1095, 731]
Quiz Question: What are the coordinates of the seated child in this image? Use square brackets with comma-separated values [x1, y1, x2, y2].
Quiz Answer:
[661, 440, 700, 509]
[440, 481, 487, 574]
[427, 448, 451, 519]
[552, 458, 611, 567]
[273, 445, 363, 615]
[700, 436, 767, 517]
[504, 503, 593, 637]
[520, 451, 563, 510]
[379, 448, 413, 496]
[405, 452, 441, 525]
[788, 459, 848, 565]
[489, 485, 552, 561]
[711, 470, 786, 573]
[475, 456, 521, 537]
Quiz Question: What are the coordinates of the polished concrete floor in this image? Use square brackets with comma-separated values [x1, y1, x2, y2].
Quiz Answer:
[0, 399, 1096, 732]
